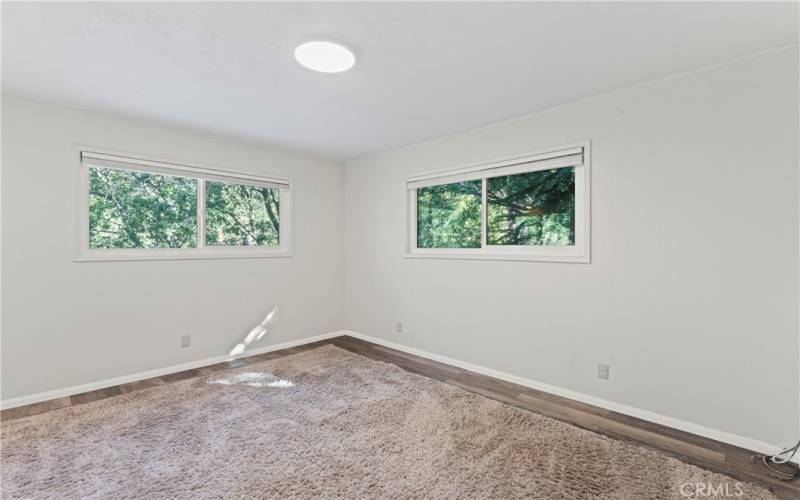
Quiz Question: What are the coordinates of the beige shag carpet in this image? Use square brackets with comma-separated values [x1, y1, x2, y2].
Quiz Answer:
[1, 345, 776, 499]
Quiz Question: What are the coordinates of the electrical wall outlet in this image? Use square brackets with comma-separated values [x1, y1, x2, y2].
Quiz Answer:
[181, 335, 191, 348]
[396, 321, 403, 333]
[598, 364, 610, 380]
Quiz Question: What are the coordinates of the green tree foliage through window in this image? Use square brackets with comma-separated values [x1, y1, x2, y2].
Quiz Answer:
[417, 180, 481, 248]
[487, 167, 575, 246]
[89, 167, 197, 249]
[205, 181, 280, 246]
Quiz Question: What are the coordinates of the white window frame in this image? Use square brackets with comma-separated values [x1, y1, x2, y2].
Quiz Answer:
[75, 146, 293, 262]
[406, 141, 590, 263]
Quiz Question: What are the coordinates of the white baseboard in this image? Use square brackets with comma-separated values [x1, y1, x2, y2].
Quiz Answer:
[340, 330, 798, 465]
[0, 330, 345, 410]
[4, 329, 795, 465]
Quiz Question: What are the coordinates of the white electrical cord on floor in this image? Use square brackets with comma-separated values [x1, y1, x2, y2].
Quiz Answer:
[759, 440, 800, 480]
[769, 441, 799, 465]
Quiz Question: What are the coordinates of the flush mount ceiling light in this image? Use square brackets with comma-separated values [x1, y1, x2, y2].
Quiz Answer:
[294, 40, 356, 73]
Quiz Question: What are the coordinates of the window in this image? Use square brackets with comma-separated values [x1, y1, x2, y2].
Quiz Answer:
[205, 181, 280, 247]
[416, 180, 481, 248]
[487, 167, 575, 246]
[89, 167, 198, 249]
[407, 143, 589, 262]
[78, 150, 292, 261]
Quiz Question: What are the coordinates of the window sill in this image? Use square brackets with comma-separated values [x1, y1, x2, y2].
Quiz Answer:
[75, 249, 292, 263]
[403, 252, 590, 263]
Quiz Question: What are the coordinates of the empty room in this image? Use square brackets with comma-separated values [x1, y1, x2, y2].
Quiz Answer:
[1, 1, 798, 499]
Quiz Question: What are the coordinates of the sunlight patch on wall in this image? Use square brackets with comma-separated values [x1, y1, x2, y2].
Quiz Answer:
[229, 307, 279, 358]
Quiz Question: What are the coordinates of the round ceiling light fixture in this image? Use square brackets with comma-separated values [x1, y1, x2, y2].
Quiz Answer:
[294, 40, 356, 73]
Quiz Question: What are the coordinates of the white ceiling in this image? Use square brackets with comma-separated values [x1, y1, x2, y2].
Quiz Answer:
[2, 2, 797, 161]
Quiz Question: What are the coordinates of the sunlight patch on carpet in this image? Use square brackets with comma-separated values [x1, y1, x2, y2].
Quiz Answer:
[208, 371, 294, 388]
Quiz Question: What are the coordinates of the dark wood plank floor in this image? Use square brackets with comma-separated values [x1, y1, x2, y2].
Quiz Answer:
[2, 335, 797, 499]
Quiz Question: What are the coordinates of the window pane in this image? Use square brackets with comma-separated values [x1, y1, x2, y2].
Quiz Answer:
[89, 167, 197, 249]
[417, 180, 481, 248]
[205, 181, 280, 246]
[487, 166, 575, 246]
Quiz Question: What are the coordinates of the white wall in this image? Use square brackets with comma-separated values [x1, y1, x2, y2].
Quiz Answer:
[2, 46, 797, 453]
[344, 47, 799, 449]
[1, 94, 345, 400]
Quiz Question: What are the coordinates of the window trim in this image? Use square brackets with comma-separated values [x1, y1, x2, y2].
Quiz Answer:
[406, 141, 591, 263]
[74, 146, 293, 262]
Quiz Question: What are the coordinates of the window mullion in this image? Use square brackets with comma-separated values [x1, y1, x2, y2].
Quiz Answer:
[480, 177, 487, 248]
